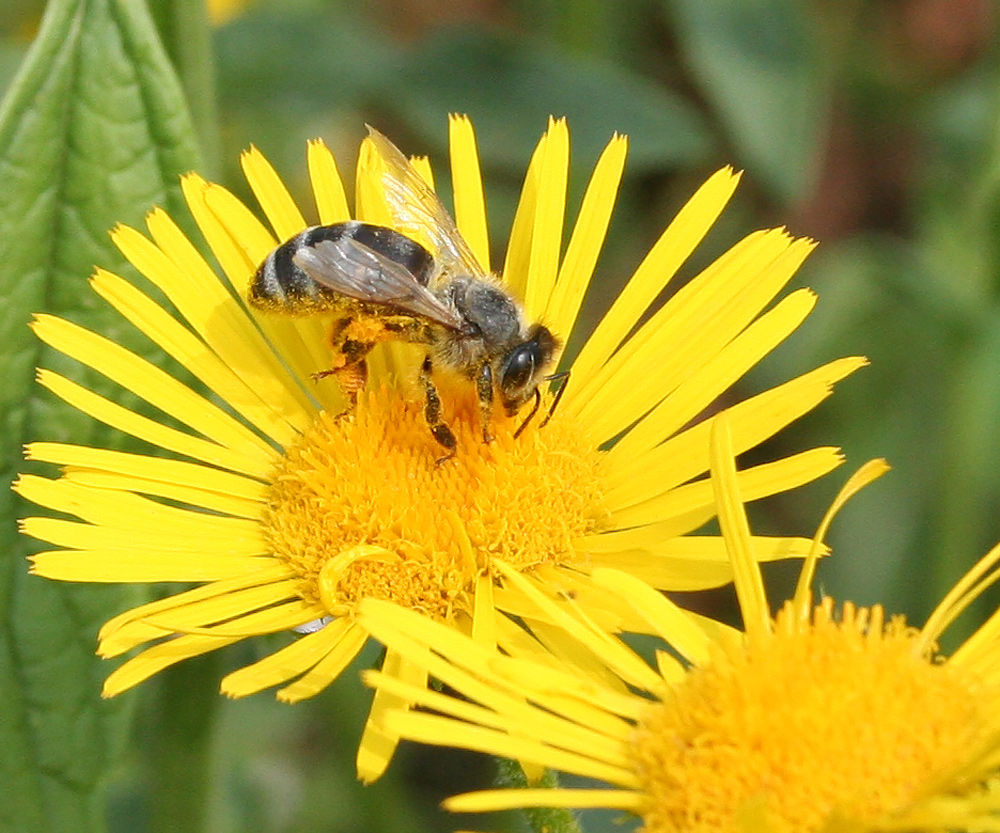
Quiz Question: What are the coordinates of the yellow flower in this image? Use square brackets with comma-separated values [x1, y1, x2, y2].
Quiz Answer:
[207, 0, 251, 24]
[16, 116, 859, 783]
[360, 426, 1000, 833]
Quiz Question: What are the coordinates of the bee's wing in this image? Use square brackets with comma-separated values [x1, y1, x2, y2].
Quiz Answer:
[366, 126, 487, 282]
[292, 237, 467, 331]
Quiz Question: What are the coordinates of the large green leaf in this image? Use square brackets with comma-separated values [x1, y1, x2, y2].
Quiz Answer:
[390, 27, 713, 175]
[0, 1, 200, 831]
[667, 0, 828, 202]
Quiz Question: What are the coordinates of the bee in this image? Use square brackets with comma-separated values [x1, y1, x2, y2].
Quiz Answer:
[249, 127, 565, 459]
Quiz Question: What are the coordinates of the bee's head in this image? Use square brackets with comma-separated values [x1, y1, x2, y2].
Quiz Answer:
[498, 324, 560, 415]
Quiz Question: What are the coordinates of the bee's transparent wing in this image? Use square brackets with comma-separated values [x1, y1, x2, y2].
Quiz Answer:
[293, 238, 467, 330]
[366, 126, 487, 282]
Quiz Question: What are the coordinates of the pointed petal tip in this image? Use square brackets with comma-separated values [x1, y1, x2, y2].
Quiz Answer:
[101, 678, 125, 698]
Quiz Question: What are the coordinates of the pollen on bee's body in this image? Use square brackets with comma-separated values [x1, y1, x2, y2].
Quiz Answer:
[261, 384, 610, 620]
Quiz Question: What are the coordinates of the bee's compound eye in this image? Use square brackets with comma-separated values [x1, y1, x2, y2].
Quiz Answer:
[500, 342, 542, 394]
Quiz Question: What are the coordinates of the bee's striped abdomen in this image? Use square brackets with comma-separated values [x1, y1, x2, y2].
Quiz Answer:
[249, 220, 435, 313]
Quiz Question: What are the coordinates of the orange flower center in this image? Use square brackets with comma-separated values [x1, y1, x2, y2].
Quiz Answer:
[632, 599, 993, 833]
[261, 384, 609, 621]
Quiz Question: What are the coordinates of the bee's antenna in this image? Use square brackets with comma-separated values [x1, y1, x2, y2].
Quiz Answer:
[539, 370, 570, 429]
[514, 388, 543, 439]
[514, 370, 571, 439]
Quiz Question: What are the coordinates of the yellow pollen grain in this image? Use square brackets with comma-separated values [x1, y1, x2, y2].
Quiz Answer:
[631, 599, 991, 833]
[262, 385, 608, 621]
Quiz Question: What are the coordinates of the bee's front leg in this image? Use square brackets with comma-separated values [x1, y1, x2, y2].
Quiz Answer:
[420, 356, 457, 463]
[475, 361, 494, 444]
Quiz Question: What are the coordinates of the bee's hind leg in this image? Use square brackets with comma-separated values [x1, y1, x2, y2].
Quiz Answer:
[314, 318, 373, 412]
[420, 356, 457, 463]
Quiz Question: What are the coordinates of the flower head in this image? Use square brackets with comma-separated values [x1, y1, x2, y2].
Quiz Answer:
[17, 116, 859, 782]
[360, 426, 1000, 833]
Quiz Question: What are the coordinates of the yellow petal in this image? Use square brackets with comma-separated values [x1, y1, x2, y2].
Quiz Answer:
[16, 477, 262, 546]
[792, 457, 891, 616]
[502, 130, 546, 299]
[32, 315, 276, 466]
[362, 662, 632, 767]
[91, 269, 307, 446]
[141, 206, 321, 420]
[354, 135, 394, 227]
[191, 178, 341, 405]
[222, 617, 353, 697]
[96, 562, 292, 641]
[569, 231, 814, 442]
[357, 649, 427, 784]
[381, 710, 639, 789]
[591, 567, 713, 666]
[523, 117, 569, 317]
[444, 788, 645, 813]
[492, 561, 664, 695]
[472, 571, 497, 650]
[307, 138, 350, 224]
[101, 579, 304, 657]
[568, 166, 741, 385]
[113, 214, 311, 418]
[610, 446, 844, 530]
[59, 469, 260, 519]
[26, 442, 265, 499]
[30, 549, 273, 583]
[102, 600, 318, 696]
[709, 415, 769, 640]
[240, 145, 307, 241]
[611, 288, 818, 462]
[545, 133, 627, 341]
[603, 356, 864, 499]
[578, 534, 821, 592]
[449, 114, 490, 272]
[276, 620, 368, 703]
[36, 370, 269, 476]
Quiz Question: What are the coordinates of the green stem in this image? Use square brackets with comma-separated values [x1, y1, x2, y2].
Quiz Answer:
[148, 0, 220, 176]
[146, 653, 221, 833]
[494, 758, 584, 833]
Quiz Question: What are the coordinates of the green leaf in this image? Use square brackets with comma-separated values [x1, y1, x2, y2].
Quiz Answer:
[212, 9, 395, 189]
[927, 315, 1000, 633]
[148, 0, 220, 175]
[667, 0, 828, 202]
[0, 1, 200, 831]
[390, 26, 713, 175]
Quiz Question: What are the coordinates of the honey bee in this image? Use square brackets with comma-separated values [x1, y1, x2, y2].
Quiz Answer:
[249, 127, 564, 459]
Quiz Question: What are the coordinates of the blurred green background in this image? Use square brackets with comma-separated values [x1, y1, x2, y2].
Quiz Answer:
[1, 0, 998, 831]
